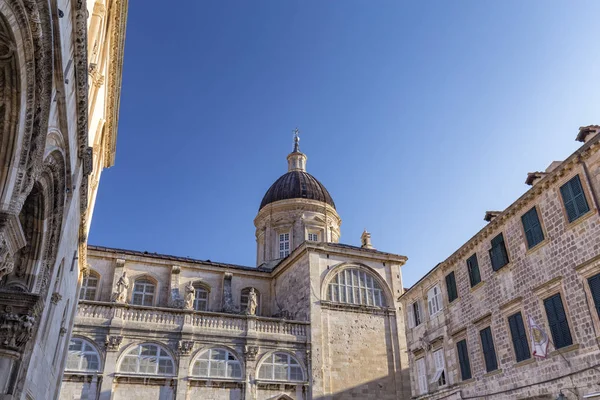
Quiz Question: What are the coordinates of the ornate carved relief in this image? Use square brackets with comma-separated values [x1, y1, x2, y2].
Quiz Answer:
[104, 335, 123, 352]
[177, 340, 194, 355]
[244, 345, 259, 361]
[50, 292, 62, 304]
[0, 310, 35, 352]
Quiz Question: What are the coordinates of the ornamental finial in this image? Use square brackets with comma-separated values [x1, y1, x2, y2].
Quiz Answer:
[293, 128, 300, 152]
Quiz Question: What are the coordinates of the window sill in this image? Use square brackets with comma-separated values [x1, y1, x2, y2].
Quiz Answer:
[493, 263, 513, 276]
[459, 378, 475, 385]
[565, 209, 596, 231]
[320, 300, 395, 316]
[525, 239, 548, 255]
[514, 358, 536, 368]
[470, 281, 485, 292]
[550, 343, 580, 357]
[483, 369, 502, 378]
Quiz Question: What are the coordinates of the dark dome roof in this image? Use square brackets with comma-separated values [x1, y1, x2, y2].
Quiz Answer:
[259, 171, 336, 211]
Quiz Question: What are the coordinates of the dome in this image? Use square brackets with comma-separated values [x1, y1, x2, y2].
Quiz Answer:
[259, 170, 336, 211]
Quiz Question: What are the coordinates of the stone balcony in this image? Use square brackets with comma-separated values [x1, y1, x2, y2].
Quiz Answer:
[75, 301, 309, 342]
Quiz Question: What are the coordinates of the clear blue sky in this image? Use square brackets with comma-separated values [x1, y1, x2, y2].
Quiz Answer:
[89, 1, 600, 287]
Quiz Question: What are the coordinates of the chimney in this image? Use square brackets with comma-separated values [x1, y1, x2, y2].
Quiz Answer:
[525, 171, 547, 186]
[576, 125, 600, 143]
[361, 230, 374, 249]
[484, 211, 501, 223]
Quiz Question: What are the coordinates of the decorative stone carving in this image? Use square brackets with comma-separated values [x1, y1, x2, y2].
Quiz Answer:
[222, 273, 234, 313]
[0, 310, 35, 352]
[0, 244, 15, 281]
[111, 271, 129, 303]
[244, 345, 259, 361]
[178, 340, 194, 355]
[50, 292, 62, 304]
[183, 281, 195, 310]
[59, 327, 67, 336]
[246, 288, 258, 316]
[105, 335, 123, 351]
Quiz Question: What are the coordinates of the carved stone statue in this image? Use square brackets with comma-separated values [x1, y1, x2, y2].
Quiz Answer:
[246, 288, 258, 316]
[112, 271, 129, 303]
[184, 281, 195, 310]
[0, 245, 14, 281]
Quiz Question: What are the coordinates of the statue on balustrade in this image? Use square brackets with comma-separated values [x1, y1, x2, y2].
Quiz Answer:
[246, 288, 258, 316]
[184, 281, 195, 310]
[112, 271, 129, 303]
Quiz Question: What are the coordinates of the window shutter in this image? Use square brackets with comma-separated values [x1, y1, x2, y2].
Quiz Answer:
[508, 313, 530, 362]
[544, 294, 573, 349]
[407, 303, 415, 328]
[456, 339, 471, 380]
[588, 273, 600, 318]
[467, 254, 481, 287]
[480, 327, 498, 372]
[445, 272, 457, 303]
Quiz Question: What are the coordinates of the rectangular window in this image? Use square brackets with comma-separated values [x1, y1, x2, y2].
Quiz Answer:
[416, 357, 427, 395]
[431, 349, 446, 386]
[466, 254, 481, 287]
[560, 175, 590, 223]
[308, 233, 318, 241]
[508, 312, 530, 362]
[407, 300, 422, 328]
[445, 271, 458, 303]
[456, 339, 472, 380]
[489, 233, 509, 271]
[521, 207, 545, 249]
[480, 327, 498, 372]
[427, 285, 443, 317]
[544, 293, 573, 349]
[279, 232, 290, 258]
[588, 273, 600, 319]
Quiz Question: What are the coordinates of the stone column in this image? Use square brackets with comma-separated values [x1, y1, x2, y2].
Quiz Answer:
[222, 273, 234, 312]
[98, 335, 123, 400]
[169, 266, 182, 308]
[243, 345, 259, 400]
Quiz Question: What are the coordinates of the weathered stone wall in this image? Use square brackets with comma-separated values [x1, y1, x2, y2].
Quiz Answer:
[401, 133, 600, 399]
[187, 386, 242, 399]
[272, 253, 311, 320]
[112, 383, 174, 400]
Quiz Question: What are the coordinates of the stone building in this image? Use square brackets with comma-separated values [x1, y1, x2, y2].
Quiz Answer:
[400, 126, 600, 400]
[0, 0, 127, 399]
[60, 139, 412, 400]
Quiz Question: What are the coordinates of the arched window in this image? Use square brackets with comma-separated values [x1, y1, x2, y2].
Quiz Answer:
[65, 338, 101, 372]
[241, 287, 261, 315]
[79, 271, 99, 301]
[191, 348, 242, 379]
[194, 283, 209, 311]
[258, 352, 304, 382]
[132, 278, 155, 306]
[327, 268, 385, 307]
[119, 343, 175, 375]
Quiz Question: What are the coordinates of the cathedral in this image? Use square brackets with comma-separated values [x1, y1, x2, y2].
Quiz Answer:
[60, 135, 412, 400]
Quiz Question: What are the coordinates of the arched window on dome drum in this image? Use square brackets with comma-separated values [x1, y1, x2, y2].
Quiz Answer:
[65, 338, 101, 372]
[79, 271, 99, 301]
[191, 348, 242, 379]
[327, 268, 385, 307]
[119, 343, 175, 375]
[258, 352, 304, 382]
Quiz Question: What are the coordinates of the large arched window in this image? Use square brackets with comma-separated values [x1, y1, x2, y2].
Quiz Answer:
[241, 287, 261, 315]
[132, 278, 155, 306]
[258, 352, 304, 382]
[193, 283, 209, 311]
[119, 343, 175, 375]
[191, 348, 242, 379]
[65, 338, 101, 372]
[327, 268, 385, 307]
[79, 270, 99, 301]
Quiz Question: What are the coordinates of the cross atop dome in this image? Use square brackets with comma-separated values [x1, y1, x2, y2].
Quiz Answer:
[293, 128, 301, 152]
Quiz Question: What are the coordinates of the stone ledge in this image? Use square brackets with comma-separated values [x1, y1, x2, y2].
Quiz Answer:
[514, 357, 536, 368]
[113, 373, 176, 385]
[320, 300, 395, 315]
[549, 343, 580, 357]
[483, 368, 503, 378]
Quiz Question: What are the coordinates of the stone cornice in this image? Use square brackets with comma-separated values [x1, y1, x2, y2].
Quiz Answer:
[104, 0, 129, 168]
[254, 198, 341, 228]
[403, 134, 600, 297]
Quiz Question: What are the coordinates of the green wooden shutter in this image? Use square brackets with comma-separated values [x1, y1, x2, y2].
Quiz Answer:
[467, 254, 481, 287]
[508, 312, 530, 362]
[480, 327, 498, 372]
[522, 207, 544, 249]
[561, 176, 590, 222]
[544, 294, 573, 349]
[445, 272, 457, 303]
[588, 273, 600, 318]
[456, 339, 471, 380]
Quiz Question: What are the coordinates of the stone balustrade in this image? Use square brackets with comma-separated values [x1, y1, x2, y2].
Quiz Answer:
[75, 301, 309, 341]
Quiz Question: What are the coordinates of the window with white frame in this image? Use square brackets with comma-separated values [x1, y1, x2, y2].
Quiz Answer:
[416, 357, 427, 395]
[327, 268, 385, 307]
[258, 352, 304, 382]
[191, 348, 242, 379]
[427, 285, 443, 317]
[79, 271, 99, 301]
[119, 343, 175, 375]
[65, 338, 101, 372]
[194, 285, 209, 311]
[132, 278, 155, 306]
[431, 348, 446, 386]
[279, 232, 290, 258]
[407, 299, 423, 328]
[308, 232, 318, 242]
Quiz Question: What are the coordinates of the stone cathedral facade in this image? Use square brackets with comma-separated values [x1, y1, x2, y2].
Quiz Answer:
[60, 140, 412, 400]
[0, 0, 127, 399]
